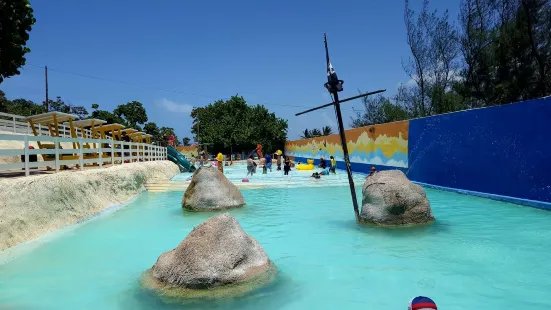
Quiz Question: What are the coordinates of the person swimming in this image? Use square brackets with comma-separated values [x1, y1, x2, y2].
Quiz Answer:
[319, 168, 329, 175]
[311, 172, 321, 179]
[318, 157, 327, 169]
[368, 166, 376, 177]
[408, 296, 437, 310]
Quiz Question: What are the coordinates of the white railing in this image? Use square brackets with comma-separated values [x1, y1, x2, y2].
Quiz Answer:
[0, 134, 168, 177]
[0, 112, 94, 138]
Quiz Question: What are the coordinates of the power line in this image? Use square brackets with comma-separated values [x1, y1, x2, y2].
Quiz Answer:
[24, 63, 364, 112]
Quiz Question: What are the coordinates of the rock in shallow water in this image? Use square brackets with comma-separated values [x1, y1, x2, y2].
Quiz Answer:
[182, 166, 245, 211]
[142, 213, 276, 299]
[360, 170, 434, 225]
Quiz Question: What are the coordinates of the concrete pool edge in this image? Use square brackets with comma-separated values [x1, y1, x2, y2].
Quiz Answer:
[0, 190, 146, 265]
[415, 181, 551, 211]
[0, 161, 180, 252]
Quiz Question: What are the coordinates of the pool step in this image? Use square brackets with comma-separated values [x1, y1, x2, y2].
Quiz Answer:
[144, 179, 267, 193]
[144, 179, 190, 192]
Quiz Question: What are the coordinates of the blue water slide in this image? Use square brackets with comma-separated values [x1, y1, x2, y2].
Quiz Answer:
[167, 146, 196, 173]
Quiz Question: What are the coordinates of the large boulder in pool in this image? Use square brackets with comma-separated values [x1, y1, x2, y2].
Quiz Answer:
[360, 170, 434, 225]
[143, 213, 276, 298]
[182, 166, 245, 211]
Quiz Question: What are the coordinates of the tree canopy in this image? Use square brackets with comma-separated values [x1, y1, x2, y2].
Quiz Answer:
[1, 89, 178, 145]
[191, 95, 287, 154]
[0, 0, 35, 83]
[351, 0, 551, 128]
[113, 101, 148, 131]
[47, 96, 89, 119]
[300, 126, 334, 139]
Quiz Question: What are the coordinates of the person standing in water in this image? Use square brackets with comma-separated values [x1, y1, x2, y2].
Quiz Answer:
[283, 155, 291, 175]
[247, 156, 256, 176]
[265, 153, 272, 172]
[216, 152, 224, 173]
[329, 156, 337, 174]
[276, 153, 282, 171]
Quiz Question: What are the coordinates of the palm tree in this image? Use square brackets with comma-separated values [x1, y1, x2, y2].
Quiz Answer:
[321, 126, 333, 136]
[300, 129, 311, 139]
[310, 128, 322, 137]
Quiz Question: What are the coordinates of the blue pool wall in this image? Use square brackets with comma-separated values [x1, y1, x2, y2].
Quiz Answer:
[286, 96, 551, 209]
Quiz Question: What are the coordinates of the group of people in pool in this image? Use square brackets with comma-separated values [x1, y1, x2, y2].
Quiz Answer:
[310, 156, 338, 179]
[244, 154, 343, 178]
[246, 153, 293, 176]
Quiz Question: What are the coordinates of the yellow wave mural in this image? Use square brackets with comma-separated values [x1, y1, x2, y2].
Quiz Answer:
[285, 121, 409, 168]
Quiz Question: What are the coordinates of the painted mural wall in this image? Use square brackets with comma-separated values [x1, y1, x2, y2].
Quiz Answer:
[285, 121, 409, 169]
[285, 96, 551, 205]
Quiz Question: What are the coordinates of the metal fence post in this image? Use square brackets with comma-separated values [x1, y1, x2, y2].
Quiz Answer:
[55, 138, 60, 173]
[121, 141, 125, 165]
[12, 117, 16, 133]
[98, 141, 103, 168]
[111, 141, 115, 166]
[24, 136, 29, 176]
[79, 138, 84, 170]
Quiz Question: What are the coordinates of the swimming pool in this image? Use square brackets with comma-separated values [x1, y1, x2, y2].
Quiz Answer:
[1, 165, 551, 309]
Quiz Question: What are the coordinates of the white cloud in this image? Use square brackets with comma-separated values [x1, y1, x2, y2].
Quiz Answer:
[157, 98, 193, 113]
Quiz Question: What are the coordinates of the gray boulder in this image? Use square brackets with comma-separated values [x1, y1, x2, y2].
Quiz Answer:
[360, 170, 434, 225]
[182, 166, 245, 211]
[143, 213, 275, 298]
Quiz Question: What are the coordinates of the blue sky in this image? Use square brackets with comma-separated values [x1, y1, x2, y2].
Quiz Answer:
[1, 0, 459, 141]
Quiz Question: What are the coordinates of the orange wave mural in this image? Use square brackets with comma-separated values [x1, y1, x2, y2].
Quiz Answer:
[284, 121, 409, 168]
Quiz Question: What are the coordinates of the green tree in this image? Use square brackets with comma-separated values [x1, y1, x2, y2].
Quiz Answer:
[191, 95, 287, 154]
[144, 122, 161, 142]
[45, 96, 89, 119]
[182, 137, 191, 146]
[113, 101, 148, 130]
[402, 0, 460, 117]
[351, 94, 410, 127]
[310, 128, 322, 137]
[458, 0, 551, 106]
[0, 90, 43, 116]
[0, 0, 36, 82]
[300, 129, 311, 139]
[321, 126, 333, 136]
[90, 104, 124, 124]
[8, 98, 43, 116]
[159, 126, 179, 146]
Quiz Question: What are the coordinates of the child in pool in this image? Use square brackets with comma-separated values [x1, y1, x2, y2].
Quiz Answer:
[319, 168, 329, 175]
[311, 172, 321, 179]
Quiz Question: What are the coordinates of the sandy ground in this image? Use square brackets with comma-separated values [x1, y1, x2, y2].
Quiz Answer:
[0, 161, 180, 251]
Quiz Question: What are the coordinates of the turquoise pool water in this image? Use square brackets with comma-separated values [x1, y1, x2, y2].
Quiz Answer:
[1, 165, 551, 309]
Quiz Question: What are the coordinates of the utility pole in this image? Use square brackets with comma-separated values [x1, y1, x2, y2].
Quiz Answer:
[44, 66, 49, 112]
[295, 33, 385, 221]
